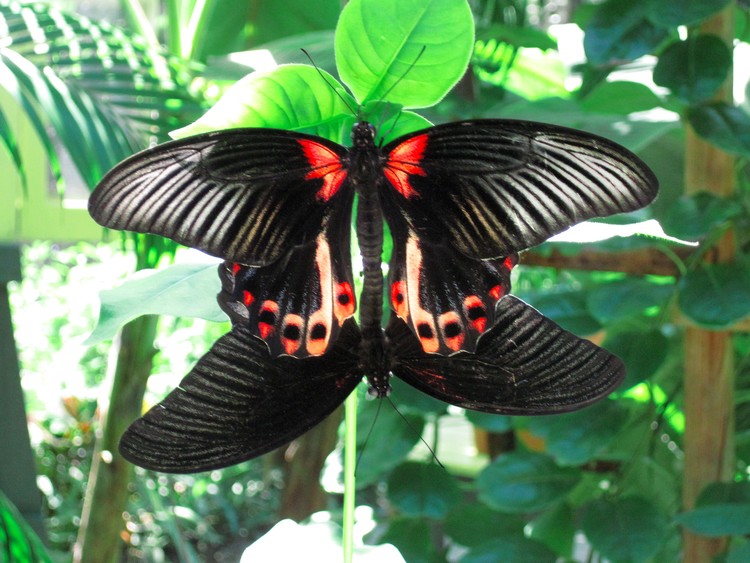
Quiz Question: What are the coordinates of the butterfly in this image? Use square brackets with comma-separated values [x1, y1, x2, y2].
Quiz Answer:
[89, 118, 658, 472]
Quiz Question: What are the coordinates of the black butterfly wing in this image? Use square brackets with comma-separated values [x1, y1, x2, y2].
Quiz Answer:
[387, 218, 517, 354]
[119, 321, 362, 473]
[217, 186, 355, 358]
[380, 119, 659, 260]
[89, 129, 352, 267]
[388, 295, 624, 414]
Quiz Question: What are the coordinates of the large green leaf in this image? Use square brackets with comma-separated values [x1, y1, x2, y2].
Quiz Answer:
[376, 517, 436, 563]
[335, 0, 474, 107]
[527, 502, 575, 558]
[654, 35, 732, 104]
[581, 81, 662, 115]
[660, 192, 743, 241]
[386, 462, 461, 518]
[476, 452, 581, 513]
[678, 261, 750, 329]
[583, 0, 669, 66]
[647, 0, 731, 28]
[354, 395, 424, 487]
[460, 537, 557, 563]
[444, 503, 524, 547]
[522, 400, 628, 466]
[0, 491, 53, 563]
[687, 102, 750, 157]
[172, 64, 354, 142]
[676, 482, 750, 536]
[86, 263, 226, 344]
[587, 278, 673, 324]
[603, 330, 669, 388]
[582, 496, 669, 561]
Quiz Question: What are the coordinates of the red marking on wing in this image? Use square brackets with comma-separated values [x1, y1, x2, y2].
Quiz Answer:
[334, 282, 356, 322]
[281, 314, 304, 355]
[258, 301, 279, 339]
[489, 285, 503, 301]
[464, 295, 487, 333]
[298, 139, 347, 202]
[243, 290, 254, 307]
[439, 311, 465, 352]
[391, 280, 408, 318]
[385, 133, 428, 199]
[503, 256, 517, 271]
[416, 321, 439, 353]
[231, 263, 241, 276]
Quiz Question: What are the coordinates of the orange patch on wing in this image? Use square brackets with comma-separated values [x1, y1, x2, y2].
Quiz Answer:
[281, 314, 304, 356]
[439, 311, 465, 352]
[391, 280, 408, 318]
[298, 139, 347, 201]
[385, 133, 428, 199]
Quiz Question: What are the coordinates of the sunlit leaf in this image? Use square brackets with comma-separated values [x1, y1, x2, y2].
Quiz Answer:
[86, 263, 226, 344]
[335, 0, 474, 107]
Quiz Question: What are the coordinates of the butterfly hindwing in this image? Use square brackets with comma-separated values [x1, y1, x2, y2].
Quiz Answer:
[89, 129, 351, 266]
[389, 295, 625, 414]
[119, 321, 363, 473]
[388, 223, 517, 354]
[380, 119, 659, 260]
[218, 193, 355, 358]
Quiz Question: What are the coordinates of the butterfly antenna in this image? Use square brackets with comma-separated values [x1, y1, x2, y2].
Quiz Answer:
[355, 398, 383, 473]
[300, 48, 357, 116]
[385, 396, 444, 468]
[378, 45, 427, 105]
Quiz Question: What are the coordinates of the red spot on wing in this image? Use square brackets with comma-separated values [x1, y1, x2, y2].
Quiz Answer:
[439, 311, 465, 352]
[334, 282, 356, 322]
[489, 285, 504, 301]
[464, 295, 488, 333]
[242, 290, 254, 307]
[298, 139, 347, 202]
[281, 314, 303, 355]
[231, 263, 241, 276]
[391, 280, 408, 318]
[258, 301, 279, 339]
[385, 133, 428, 199]
[503, 255, 517, 271]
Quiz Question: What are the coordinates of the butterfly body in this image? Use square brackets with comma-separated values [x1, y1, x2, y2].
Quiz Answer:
[88, 117, 659, 472]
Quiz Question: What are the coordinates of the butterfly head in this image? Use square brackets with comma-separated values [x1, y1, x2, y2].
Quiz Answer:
[351, 122, 376, 149]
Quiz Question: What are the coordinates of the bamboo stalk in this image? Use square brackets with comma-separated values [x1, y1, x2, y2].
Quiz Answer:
[681, 6, 736, 562]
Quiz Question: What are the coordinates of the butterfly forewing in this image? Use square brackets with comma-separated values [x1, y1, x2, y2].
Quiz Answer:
[89, 129, 351, 267]
[380, 119, 659, 260]
[119, 322, 363, 473]
[389, 295, 625, 414]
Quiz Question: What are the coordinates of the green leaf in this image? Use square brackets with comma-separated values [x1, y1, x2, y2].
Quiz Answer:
[582, 496, 669, 561]
[460, 537, 557, 563]
[377, 517, 436, 563]
[477, 23, 557, 50]
[444, 503, 524, 547]
[173, 65, 353, 142]
[587, 278, 673, 324]
[527, 291, 601, 336]
[583, 0, 669, 66]
[246, 0, 340, 48]
[464, 411, 512, 433]
[653, 35, 732, 104]
[355, 395, 424, 487]
[729, 540, 750, 563]
[476, 452, 581, 513]
[678, 261, 750, 329]
[648, 0, 731, 28]
[522, 400, 628, 466]
[660, 192, 742, 241]
[676, 506, 750, 536]
[335, 0, 474, 108]
[581, 81, 662, 115]
[386, 462, 461, 518]
[86, 263, 226, 344]
[527, 503, 575, 558]
[687, 103, 750, 157]
[603, 330, 669, 388]
[0, 491, 53, 563]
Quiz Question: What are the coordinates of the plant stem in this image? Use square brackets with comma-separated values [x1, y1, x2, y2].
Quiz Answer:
[342, 390, 358, 563]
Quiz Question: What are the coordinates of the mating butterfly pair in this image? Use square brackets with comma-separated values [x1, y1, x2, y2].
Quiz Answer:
[89, 118, 658, 472]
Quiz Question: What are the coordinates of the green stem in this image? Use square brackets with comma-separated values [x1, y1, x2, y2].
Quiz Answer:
[342, 390, 358, 562]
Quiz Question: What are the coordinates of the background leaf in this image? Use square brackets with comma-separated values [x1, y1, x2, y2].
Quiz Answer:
[86, 263, 225, 344]
[476, 452, 581, 513]
[678, 261, 750, 329]
[386, 462, 461, 518]
[335, 0, 474, 107]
